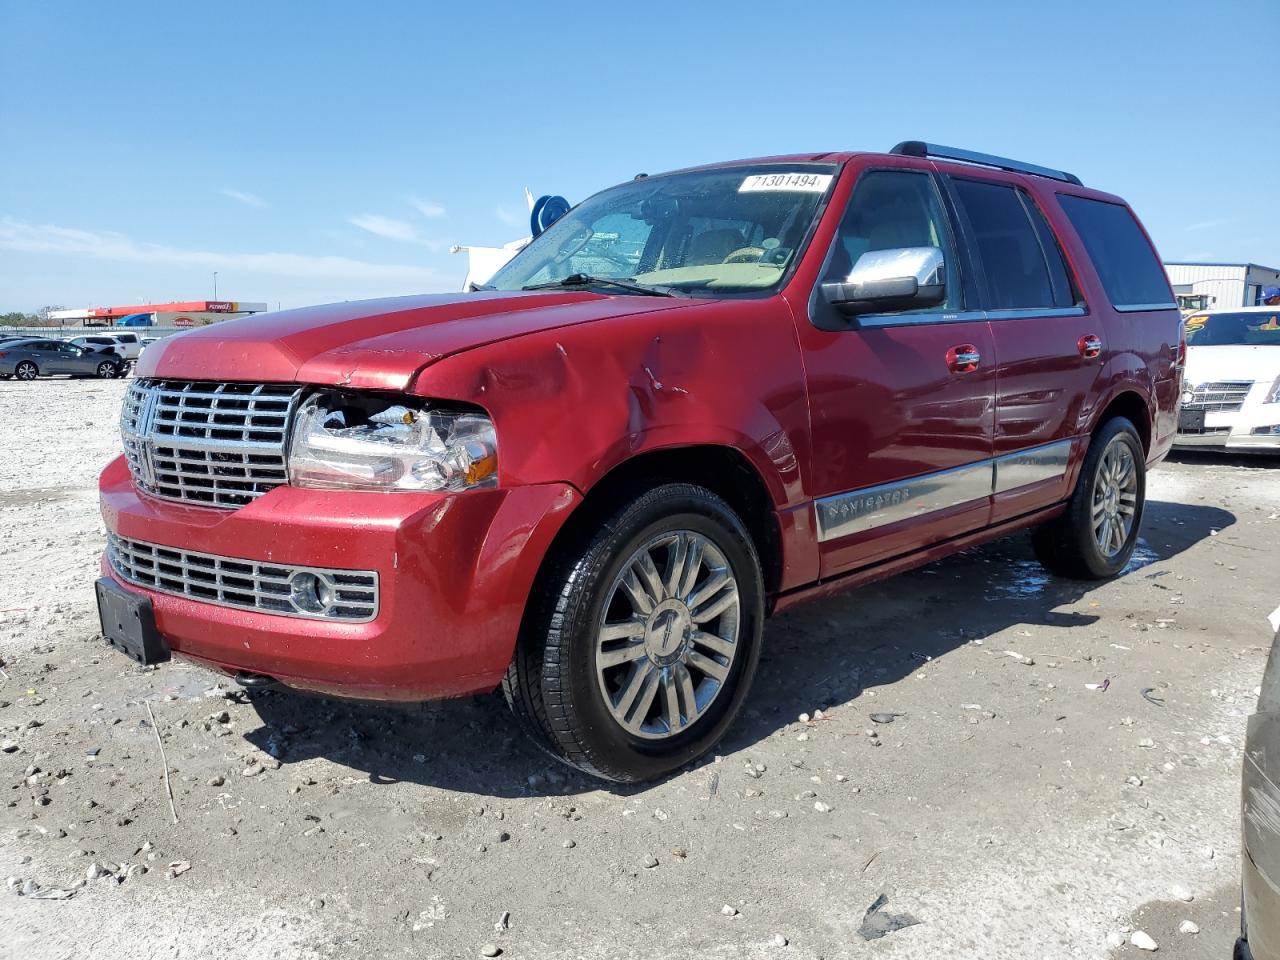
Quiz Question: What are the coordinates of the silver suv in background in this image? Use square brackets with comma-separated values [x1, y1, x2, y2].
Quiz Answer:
[70, 332, 143, 361]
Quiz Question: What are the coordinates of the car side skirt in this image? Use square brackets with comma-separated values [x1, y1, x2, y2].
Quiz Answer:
[814, 439, 1072, 542]
[772, 501, 1067, 614]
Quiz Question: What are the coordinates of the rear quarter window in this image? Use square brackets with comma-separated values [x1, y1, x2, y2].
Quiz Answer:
[1056, 194, 1173, 310]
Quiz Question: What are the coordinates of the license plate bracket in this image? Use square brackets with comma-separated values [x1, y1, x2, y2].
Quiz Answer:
[1178, 407, 1206, 432]
[95, 577, 170, 666]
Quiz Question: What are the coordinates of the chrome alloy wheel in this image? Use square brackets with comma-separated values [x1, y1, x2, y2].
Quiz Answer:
[1091, 437, 1138, 558]
[595, 530, 740, 740]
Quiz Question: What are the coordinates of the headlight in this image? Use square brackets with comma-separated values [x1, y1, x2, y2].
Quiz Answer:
[1264, 374, 1280, 404]
[288, 391, 497, 492]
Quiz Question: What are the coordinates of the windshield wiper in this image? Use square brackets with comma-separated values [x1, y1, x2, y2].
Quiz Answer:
[521, 274, 683, 297]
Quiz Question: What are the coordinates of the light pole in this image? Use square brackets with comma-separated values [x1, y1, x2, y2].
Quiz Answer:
[213, 271, 218, 300]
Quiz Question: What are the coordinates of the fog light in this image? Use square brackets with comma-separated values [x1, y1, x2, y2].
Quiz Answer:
[1250, 425, 1280, 436]
[289, 572, 335, 614]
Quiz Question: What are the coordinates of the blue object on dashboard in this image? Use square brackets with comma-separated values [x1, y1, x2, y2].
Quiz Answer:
[530, 195, 571, 237]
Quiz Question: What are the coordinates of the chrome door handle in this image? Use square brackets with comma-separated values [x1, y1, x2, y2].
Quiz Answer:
[947, 344, 981, 372]
[1078, 334, 1103, 358]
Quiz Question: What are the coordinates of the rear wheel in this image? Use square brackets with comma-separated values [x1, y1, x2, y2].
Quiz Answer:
[504, 483, 764, 782]
[96, 360, 117, 379]
[1032, 416, 1145, 579]
[14, 361, 37, 382]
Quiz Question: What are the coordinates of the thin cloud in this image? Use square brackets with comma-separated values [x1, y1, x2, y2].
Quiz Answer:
[409, 197, 446, 218]
[1183, 217, 1239, 233]
[495, 204, 526, 227]
[348, 213, 422, 243]
[220, 188, 266, 208]
[0, 216, 435, 281]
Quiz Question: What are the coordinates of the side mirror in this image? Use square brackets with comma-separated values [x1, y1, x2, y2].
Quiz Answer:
[820, 246, 946, 316]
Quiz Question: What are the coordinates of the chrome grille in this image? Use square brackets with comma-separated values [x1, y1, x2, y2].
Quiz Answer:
[107, 533, 379, 622]
[122, 379, 302, 508]
[1184, 380, 1253, 413]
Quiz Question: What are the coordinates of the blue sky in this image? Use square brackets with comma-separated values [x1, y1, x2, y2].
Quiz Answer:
[1, 0, 1276, 312]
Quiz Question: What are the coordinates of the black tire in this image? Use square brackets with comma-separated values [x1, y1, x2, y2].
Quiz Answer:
[14, 361, 38, 382]
[503, 483, 765, 783]
[1032, 416, 1146, 579]
[96, 361, 117, 379]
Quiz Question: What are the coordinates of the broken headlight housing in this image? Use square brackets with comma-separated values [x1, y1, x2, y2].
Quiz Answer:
[288, 391, 497, 492]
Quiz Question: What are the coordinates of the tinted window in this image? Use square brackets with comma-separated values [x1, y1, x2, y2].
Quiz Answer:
[822, 170, 960, 312]
[951, 179, 1061, 310]
[116, 334, 138, 343]
[1057, 194, 1173, 309]
[1185, 310, 1280, 346]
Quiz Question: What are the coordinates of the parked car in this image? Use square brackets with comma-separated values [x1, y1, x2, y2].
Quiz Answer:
[70, 332, 143, 362]
[94, 142, 1182, 782]
[1240, 611, 1280, 960]
[0, 338, 123, 381]
[1174, 306, 1280, 454]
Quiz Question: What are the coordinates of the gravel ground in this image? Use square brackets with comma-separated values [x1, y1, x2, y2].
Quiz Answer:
[1, 377, 1276, 960]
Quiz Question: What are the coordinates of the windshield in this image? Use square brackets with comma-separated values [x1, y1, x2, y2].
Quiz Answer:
[487, 163, 837, 296]
[1185, 310, 1280, 346]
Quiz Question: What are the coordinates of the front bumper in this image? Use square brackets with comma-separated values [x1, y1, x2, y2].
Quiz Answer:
[1174, 401, 1280, 453]
[98, 455, 580, 700]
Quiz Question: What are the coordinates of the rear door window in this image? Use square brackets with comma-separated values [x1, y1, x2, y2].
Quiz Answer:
[1056, 194, 1174, 310]
[950, 179, 1072, 311]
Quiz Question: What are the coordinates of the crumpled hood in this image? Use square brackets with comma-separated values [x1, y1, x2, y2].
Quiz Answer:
[1184, 344, 1280, 389]
[136, 291, 689, 391]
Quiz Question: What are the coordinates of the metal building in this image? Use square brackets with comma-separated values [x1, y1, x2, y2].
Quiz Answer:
[1164, 262, 1280, 313]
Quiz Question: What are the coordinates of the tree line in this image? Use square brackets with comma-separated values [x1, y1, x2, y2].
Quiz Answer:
[1, 307, 67, 327]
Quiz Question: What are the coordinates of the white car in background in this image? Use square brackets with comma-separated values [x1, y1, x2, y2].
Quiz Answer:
[1175, 306, 1280, 453]
[69, 332, 142, 361]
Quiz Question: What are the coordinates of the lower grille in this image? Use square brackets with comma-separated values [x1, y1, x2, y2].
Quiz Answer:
[1184, 380, 1253, 413]
[107, 533, 379, 622]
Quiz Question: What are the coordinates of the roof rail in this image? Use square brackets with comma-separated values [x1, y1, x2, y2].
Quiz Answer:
[890, 141, 1083, 186]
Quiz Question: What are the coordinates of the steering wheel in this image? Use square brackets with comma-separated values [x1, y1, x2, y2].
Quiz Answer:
[721, 246, 766, 264]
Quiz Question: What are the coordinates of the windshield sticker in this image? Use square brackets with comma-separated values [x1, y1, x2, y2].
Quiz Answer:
[739, 173, 833, 193]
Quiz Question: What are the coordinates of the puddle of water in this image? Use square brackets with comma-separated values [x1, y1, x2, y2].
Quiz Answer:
[985, 559, 1053, 600]
[983, 538, 1159, 601]
[1120, 538, 1160, 575]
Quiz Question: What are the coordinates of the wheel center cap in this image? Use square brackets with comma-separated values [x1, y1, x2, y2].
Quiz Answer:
[645, 600, 692, 662]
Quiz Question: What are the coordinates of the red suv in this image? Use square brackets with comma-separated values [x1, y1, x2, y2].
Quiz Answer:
[96, 142, 1183, 782]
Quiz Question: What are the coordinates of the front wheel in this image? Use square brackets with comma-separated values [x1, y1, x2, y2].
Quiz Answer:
[1032, 416, 1146, 579]
[504, 483, 764, 782]
[14, 361, 38, 382]
[96, 361, 117, 379]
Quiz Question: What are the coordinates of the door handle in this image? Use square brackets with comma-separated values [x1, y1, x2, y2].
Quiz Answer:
[946, 344, 981, 373]
[1078, 334, 1103, 359]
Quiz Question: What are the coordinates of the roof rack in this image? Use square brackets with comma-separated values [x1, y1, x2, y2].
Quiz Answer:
[890, 141, 1082, 186]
